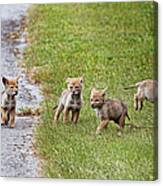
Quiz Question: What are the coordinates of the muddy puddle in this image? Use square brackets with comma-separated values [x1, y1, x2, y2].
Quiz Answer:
[1, 5, 43, 177]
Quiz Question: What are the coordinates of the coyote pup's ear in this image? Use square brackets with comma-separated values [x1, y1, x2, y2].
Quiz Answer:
[2, 77, 9, 86]
[91, 87, 96, 93]
[66, 77, 71, 84]
[79, 77, 83, 84]
[101, 88, 107, 97]
[16, 75, 20, 82]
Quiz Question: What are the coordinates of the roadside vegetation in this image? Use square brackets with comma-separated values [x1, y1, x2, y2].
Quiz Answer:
[25, 2, 157, 180]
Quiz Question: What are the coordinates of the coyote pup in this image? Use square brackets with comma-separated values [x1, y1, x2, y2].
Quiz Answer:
[124, 79, 158, 111]
[1, 76, 19, 128]
[54, 77, 83, 124]
[90, 88, 130, 134]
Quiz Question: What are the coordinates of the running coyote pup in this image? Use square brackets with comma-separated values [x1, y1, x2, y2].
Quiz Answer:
[1, 76, 19, 128]
[90, 88, 130, 134]
[54, 77, 83, 124]
[124, 79, 158, 111]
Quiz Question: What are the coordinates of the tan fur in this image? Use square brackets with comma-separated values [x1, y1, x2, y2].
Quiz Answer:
[125, 79, 158, 111]
[54, 77, 83, 124]
[90, 88, 130, 134]
[1, 77, 19, 128]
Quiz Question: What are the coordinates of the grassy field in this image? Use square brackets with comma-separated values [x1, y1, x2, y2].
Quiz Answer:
[25, 2, 157, 180]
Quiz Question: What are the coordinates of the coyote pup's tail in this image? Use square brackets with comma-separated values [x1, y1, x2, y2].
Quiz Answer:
[126, 112, 130, 120]
[124, 82, 141, 90]
[53, 105, 58, 111]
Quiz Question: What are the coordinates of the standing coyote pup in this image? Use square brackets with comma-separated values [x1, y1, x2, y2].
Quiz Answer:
[90, 88, 130, 134]
[1, 76, 19, 128]
[54, 77, 83, 124]
[124, 79, 158, 111]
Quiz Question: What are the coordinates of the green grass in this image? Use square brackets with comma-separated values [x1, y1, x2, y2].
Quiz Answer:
[25, 2, 157, 180]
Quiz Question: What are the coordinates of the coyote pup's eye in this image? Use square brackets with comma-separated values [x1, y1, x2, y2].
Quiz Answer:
[75, 86, 79, 89]
[10, 86, 14, 89]
[70, 86, 73, 89]
[95, 99, 99, 102]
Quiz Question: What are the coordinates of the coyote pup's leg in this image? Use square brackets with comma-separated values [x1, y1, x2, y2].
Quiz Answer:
[72, 110, 80, 124]
[54, 104, 64, 122]
[96, 119, 109, 134]
[119, 112, 126, 129]
[134, 94, 138, 111]
[63, 108, 69, 124]
[1, 108, 8, 125]
[134, 91, 144, 111]
[8, 109, 15, 128]
[117, 112, 126, 136]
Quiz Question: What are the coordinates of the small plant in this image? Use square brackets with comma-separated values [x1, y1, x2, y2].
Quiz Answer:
[17, 107, 42, 116]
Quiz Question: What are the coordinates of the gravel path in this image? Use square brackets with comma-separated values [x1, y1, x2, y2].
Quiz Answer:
[1, 5, 43, 177]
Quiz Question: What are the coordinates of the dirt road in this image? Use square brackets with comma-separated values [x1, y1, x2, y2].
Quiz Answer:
[1, 5, 43, 177]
